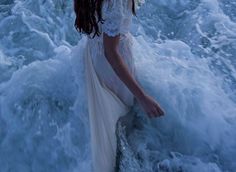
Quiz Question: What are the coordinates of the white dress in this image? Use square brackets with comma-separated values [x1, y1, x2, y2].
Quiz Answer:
[84, 0, 136, 171]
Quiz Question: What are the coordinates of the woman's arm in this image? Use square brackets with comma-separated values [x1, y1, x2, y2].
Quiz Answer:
[103, 33, 165, 117]
[103, 33, 145, 100]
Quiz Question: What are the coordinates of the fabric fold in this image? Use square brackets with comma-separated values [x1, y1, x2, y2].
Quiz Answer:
[84, 40, 130, 172]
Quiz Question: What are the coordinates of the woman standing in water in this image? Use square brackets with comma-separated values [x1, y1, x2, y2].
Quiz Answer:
[73, 0, 165, 171]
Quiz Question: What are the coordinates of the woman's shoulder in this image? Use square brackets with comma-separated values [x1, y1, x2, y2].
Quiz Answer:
[101, 0, 133, 37]
[102, 0, 132, 15]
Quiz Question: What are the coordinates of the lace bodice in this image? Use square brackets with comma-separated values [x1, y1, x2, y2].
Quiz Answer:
[101, 0, 133, 37]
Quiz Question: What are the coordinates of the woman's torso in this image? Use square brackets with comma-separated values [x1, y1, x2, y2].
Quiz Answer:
[87, 0, 135, 107]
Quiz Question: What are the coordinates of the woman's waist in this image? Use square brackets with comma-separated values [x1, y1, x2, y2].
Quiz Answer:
[87, 32, 133, 44]
[87, 31, 132, 37]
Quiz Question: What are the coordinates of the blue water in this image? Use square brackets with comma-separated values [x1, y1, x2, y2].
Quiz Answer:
[0, 0, 236, 171]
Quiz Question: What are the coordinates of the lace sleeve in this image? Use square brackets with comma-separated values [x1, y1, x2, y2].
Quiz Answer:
[102, 0, 124, 37]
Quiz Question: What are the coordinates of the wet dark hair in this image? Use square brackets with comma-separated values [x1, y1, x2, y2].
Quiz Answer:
[74, 0, 136, 38]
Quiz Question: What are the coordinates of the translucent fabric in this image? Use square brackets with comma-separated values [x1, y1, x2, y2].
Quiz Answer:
[85, 33, 136, 172]
[84, 0, 136, 171]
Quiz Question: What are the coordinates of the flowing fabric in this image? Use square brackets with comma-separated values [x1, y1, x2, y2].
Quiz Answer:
[82, 0, 136, 171]
[84, 33, 136, 172]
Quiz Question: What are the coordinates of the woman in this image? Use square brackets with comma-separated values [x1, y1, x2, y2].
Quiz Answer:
[73, 0, 165, 171]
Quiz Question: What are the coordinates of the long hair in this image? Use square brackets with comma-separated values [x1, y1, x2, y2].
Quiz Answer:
[74, 0, 136, 38]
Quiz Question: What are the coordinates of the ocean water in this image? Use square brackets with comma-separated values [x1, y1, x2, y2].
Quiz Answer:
[0, 0, 236, 172]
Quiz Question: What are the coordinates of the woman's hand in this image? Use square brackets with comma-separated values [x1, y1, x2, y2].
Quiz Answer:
[103, 33, 165, 118]
[136, 93, 165, 118]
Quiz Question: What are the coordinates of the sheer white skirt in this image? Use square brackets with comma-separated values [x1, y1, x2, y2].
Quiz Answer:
[84, 33, 136, 172]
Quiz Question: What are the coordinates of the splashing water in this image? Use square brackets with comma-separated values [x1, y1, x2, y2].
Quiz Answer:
[0, 0, 235, 171]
